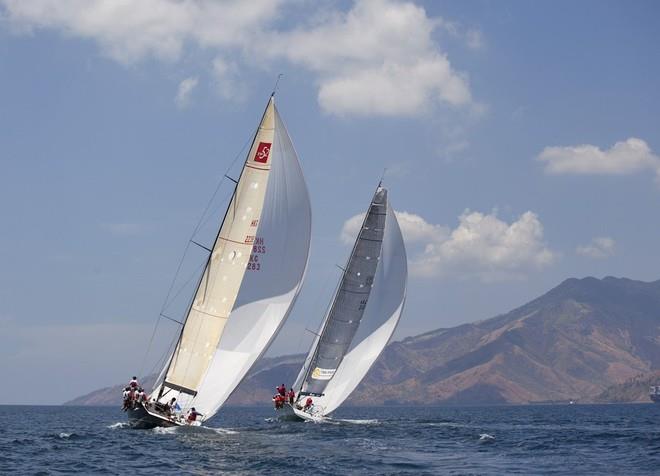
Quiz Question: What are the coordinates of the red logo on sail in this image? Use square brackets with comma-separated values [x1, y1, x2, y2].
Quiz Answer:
[254, 142, 271, 163]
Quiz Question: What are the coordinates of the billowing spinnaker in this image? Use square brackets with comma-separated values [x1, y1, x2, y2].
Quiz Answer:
[162, 98, 298, 403]
[191, 106, 311, 417]
[315, 200, 407, 414]
[297, 188, 387, 397]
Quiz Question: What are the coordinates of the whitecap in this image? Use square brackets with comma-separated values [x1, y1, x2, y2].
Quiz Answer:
[479, 433, 495, 441]
[337, 418, 380, 425]
[153, 426, 178, 435]
[58, 432, 72, 439]
[211, 427, 238, 435]
[107, 422, 129, 430]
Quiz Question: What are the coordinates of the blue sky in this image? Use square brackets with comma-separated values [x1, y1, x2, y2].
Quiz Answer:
[1, 0, 659, 404]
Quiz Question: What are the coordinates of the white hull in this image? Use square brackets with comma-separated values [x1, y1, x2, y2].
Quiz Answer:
[291, 405, 326, 422]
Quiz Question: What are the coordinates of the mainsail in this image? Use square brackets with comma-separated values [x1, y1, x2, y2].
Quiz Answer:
[294, 185, 407, 416]
[154, 96, 311, 420]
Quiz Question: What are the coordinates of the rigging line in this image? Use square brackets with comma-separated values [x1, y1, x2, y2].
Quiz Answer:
[191, 187, 235, 243]
[160, 313, 184, 326]
[272, 73, 284, 96]
[141, 130, 255, 380]
[162, 261, 207, 317]
[138, 317, 160, 380]
[147, 330, 180, 387]
[294, 265, 340, 355]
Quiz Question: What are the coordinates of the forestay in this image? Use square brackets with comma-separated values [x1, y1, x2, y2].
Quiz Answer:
[156, 97, 311, 419]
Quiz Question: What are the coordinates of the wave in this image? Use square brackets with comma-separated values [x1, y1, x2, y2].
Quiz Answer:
[153, 426, 178, 435]
[336, 418, 380, 425]
[107, 422, 130, 430]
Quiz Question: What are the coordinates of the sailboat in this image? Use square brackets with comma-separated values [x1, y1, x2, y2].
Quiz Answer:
[287, 184, 407, 421]
[127, 94, 311, 428]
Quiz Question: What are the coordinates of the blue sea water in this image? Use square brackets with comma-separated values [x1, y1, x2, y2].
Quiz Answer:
[1, 404, 659, 475]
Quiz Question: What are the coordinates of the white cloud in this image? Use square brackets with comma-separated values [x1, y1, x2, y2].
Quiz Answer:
[211, 57, 244, 100]
[576, 237, 615, 259]
[0, 0, 475, 118]
[341, 209, 555, 281]
[537, 137, 660, 183]
[268, 0, 473, 116]
[175, 76, 198, 109]
[0, 0, 282, 63]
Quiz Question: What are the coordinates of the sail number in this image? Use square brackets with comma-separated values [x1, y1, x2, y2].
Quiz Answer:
[247, 237, 266, 271]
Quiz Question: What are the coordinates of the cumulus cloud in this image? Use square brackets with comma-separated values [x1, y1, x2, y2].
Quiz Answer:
[175, 77, 198, 109]
[0, 0, 476, 117]
[341, 209, 555, 281]
[0, 0, 282, 63]
[537, 137, 660, 183]
[268, 0, 473, 116]
[576, 237, 615, 259]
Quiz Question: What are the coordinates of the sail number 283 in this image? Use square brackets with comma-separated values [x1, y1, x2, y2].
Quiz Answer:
[247, 237, 266, 271]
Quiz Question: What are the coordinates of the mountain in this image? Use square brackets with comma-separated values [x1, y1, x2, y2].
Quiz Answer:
[65, 276, 660, 406]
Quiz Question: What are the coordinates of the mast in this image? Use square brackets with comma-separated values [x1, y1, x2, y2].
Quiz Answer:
[157, 96, 276, 401]
[299, 182, 387, 396]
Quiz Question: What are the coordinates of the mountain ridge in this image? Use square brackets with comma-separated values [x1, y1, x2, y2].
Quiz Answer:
[65, 276, 660, 406]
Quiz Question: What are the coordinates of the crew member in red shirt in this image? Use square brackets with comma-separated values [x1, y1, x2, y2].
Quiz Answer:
[186, 407, 200, 424]
[288, 388, 295, 405]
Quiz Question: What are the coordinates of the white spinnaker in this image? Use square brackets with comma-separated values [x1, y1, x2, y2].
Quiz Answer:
[192, 105, 311, 418]
[312, 200, 407, 415]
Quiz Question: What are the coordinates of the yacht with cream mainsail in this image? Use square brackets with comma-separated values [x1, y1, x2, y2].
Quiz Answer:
[127, 94, 311, 428]
[285, 184, 407, 421]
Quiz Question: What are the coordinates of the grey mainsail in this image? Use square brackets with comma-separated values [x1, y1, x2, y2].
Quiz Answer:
[298, 187, 387, 396]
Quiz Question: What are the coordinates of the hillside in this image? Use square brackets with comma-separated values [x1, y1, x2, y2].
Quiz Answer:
[65, 276, 660, 406]
[592, 370, 660, 403]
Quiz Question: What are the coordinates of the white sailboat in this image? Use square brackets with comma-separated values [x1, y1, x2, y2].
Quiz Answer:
[286, 184, 407, 421]
[128, 95, 311, 428]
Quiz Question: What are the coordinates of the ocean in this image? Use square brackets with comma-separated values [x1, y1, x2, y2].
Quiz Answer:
[1, 404, 659, 475]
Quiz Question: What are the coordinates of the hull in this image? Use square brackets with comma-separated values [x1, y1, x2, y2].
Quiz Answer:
[292, 405, 326, 422]
[126, 403, 184, 429]
[273, 403, 325, 422]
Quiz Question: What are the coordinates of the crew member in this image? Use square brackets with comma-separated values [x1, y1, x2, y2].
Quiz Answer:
[129, 376, 139, 388]
[186, 407, 200, 424]
[304, 397, 313, 411]
[167, 397, 177, 416]
[277, 384, 286, 397]
[288, 388, 295, 405]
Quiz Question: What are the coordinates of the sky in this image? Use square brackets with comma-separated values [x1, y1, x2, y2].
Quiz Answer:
[1, 0, 659, 405]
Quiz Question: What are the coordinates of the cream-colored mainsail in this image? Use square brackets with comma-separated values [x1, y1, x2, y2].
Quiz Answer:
[154, 96, 311, 420]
